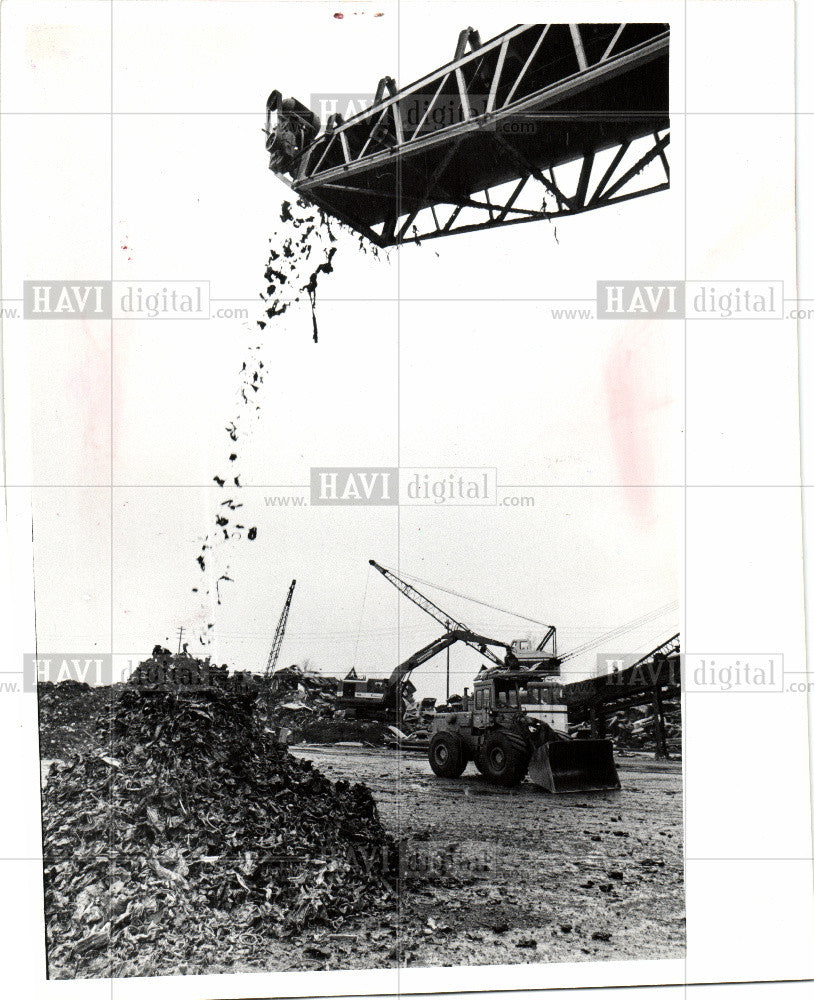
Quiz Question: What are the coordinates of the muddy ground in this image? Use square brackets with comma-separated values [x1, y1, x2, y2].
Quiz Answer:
[43, 746, 683, 972]
[284, 746, 685, 969]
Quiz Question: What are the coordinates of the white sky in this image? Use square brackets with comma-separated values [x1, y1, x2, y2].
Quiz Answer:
[4, 2, 704, 699]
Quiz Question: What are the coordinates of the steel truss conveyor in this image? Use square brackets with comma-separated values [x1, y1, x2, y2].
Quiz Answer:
[266, 22, 670, 246]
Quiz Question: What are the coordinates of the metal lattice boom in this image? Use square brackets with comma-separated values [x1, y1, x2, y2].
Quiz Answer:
[268, 23, 670, 246]
[264, 579, 296, 676]
[369, 559, 506, 666]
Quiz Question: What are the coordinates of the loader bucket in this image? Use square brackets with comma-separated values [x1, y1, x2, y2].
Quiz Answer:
[528, 739, 620, 793]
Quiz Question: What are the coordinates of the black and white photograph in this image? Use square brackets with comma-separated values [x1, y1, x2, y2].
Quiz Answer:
[1, 2, 813, 999]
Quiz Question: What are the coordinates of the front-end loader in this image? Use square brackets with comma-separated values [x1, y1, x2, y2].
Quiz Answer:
[428, 668, 620, 792]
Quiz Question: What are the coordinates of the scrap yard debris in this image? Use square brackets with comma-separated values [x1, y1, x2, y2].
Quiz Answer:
[37, 680, 113, 758]
[608, 697, 681, 755]
[259, 664, 395, 746]
[574, 696, 682, 756]
[36, 666, 679, 764]
[37, 662, 410, 759]
[42, 652, 398, 979]
[192, 198, 333, 635]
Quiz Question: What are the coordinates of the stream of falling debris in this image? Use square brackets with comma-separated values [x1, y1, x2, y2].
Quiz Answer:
[191, 198, 382, 645]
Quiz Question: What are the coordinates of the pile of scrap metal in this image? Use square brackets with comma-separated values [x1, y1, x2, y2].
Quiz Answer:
[258, 665, 400, 746]
[41, 653, 398, 978]
[266, 663, 339, 700]
[36, 680, 116, 758]
[575, 696, 681, 756]
[258, 664, 340, 742]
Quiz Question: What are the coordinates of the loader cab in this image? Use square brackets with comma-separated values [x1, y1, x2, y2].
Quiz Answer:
[473, 675, 523, 726]
[494, 678, 522, 708]
[473, 672, 569, 734]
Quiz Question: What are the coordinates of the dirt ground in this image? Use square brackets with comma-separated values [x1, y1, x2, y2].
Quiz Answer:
[275, 746, 686, 969]
[41, 746, 684, 973]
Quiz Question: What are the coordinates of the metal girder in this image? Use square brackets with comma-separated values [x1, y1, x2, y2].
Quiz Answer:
[294, 26, 668, 184]
[561, 634, 681, 722]
[268, 22, 670, 246]
[371, 131, 670, 246]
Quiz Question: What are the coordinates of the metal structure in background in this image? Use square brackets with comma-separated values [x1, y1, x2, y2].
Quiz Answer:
[560, 633, 681, 756]
[267, 23, 670, 246]
[264, 579, 296, 676]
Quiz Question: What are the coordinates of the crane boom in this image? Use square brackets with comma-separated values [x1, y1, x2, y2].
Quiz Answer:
[264, 579, 296, 676]
[339, 627, 511, 720]
[386, 628, 511, 694]
[369, 559, 505, 666]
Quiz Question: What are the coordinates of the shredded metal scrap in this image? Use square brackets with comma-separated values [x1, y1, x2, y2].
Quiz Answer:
[42, 654, 398, 978]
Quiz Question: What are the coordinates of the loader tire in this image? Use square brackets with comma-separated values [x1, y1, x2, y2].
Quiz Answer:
[428, 733, 467, 778]
[480, 733, 529, 786]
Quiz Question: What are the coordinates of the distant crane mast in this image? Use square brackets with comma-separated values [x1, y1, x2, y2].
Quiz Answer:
[368, 559, 505, 666]
[264, 579, 296, 676]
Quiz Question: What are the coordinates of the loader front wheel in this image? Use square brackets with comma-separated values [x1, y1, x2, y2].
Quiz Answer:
[480, 733, 528, 786]
[428, 733, 466, 778]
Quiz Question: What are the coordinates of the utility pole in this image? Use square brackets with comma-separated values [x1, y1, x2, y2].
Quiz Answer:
[176, 627, 185, 654]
